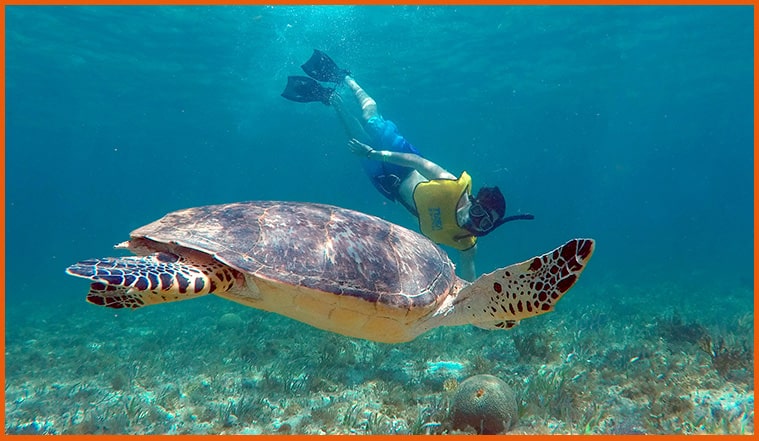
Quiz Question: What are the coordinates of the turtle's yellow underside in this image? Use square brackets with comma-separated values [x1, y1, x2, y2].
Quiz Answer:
[218, 274, 443, 343]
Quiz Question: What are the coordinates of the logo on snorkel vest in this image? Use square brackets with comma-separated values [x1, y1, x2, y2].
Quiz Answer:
[428, 207, 442, 231]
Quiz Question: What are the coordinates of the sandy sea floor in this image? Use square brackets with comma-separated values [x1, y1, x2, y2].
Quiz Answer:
[4, 277, 754, 435]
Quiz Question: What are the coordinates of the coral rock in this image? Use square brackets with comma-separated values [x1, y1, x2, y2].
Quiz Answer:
[451, 374, 518, 434]
[218, 313, 244, 330]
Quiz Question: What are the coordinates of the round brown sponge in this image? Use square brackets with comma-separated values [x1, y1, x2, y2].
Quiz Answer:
[451, 374, 518, 434]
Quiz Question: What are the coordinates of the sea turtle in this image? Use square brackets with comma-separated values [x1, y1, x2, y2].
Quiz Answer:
[66, 201, 594, 343]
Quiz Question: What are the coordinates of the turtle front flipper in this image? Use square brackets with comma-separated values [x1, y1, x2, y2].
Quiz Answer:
[451, 238, 595, 328]
[66, 252, 239, 309]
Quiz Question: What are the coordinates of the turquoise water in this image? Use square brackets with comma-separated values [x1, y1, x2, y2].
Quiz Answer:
[5, 5, 753, 434]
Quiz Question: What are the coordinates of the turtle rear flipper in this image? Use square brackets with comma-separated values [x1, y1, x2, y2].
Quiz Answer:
[66, 252, 238, 309]
[452, 238, 595, 327]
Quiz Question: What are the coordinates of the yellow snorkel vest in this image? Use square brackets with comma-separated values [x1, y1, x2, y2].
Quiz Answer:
[413, 171, 477, 251]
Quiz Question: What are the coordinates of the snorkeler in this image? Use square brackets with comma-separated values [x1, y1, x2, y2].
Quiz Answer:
[282, 50, 533, 281]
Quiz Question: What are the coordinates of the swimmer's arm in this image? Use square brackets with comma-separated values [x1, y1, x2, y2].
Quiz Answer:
[347, 138, 456, 180]
[459, 245, 477, 282]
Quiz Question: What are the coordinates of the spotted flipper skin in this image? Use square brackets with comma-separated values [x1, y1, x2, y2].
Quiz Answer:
[66, 252, 238, 309]
[456, 238, 595, 328]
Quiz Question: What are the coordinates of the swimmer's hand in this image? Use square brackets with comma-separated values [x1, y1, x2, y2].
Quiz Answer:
[348, 138, 374, 158]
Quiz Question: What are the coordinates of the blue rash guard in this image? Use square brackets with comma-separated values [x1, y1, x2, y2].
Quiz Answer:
[360, 115, 422, 203]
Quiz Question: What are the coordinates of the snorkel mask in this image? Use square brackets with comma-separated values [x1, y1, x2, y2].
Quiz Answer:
[465, 186, 535, 237]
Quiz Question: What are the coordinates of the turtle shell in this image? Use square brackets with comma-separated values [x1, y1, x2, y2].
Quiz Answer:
[128, 201, 456, 311]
